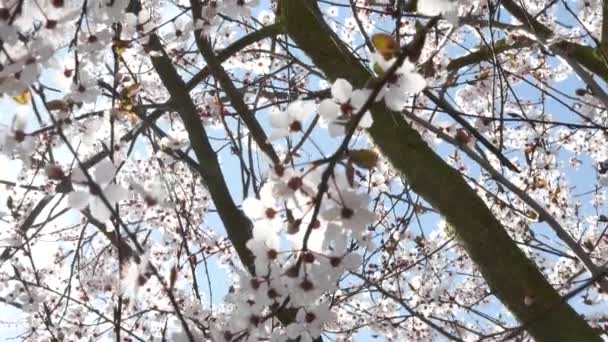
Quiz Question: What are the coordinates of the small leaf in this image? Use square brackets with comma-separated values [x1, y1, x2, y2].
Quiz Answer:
[46, 100, 69, 112]
[525, 210, 539, 221]
[169, 265, 178, 290]
[121, 83, 140, 99]
[348, 149, 379, 169]
[533, 178, 546, 189]
[113, 39, 131, 56]
[371, 33, 399, 60]
[12, 91, 31, 105]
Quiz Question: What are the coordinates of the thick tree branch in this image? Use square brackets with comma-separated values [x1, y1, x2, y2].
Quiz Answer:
[148, 30, 309, 340]
[499, 0, 608, 82]
[185, 23, 282, 90]
[189, 0, 280, 165]
[279, 1, 601, 341]
[147, 34, 255, 272]
[447, 37, 534, 71]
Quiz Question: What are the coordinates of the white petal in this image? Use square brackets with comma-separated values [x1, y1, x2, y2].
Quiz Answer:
[358, 111, 374, 128]
[328, 122, 345, 137]
[242, 197, 264, 219]
[259, 184, 276, 204]
[331, 79, 353, 104]
[295, 100, 316, 121]
[71, 167, 87, 184]
[403, 72, 426, 93]
[295, 308, 306, 323]
[269, 108, 290, 129]
[384, 87, 406, 111]
[68, 191, 90, 210]
[418, 0, 454, 16]
[104, 184, 129, 203]
[94, 159, 116, 185]
[254, 226, 280, 245]
[287, 101, 310, 122]
[270, 128, 289, 140]
[320, 206, 341, 221]
[350, 89, 373, 109]
[19, 137, 35, 153]
[355, 210, 376, 227]
[318, 99, 340, 121]
[90, 197, 112, 222]
[13, 108, 29, 131]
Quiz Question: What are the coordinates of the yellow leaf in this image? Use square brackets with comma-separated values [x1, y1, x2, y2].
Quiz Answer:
[113, 40, 131, 56]
[12, 91, 31, 105]
[348, 149, 379, 170]
[126, 83, 139, 98]
[371, 33, 399, 60]
[46, 100, 69, 112]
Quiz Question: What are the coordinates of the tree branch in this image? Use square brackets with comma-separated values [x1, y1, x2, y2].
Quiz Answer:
[147, 34, 255, 272]
[185, 23, 282, 90]
[189, 1, 280, 165]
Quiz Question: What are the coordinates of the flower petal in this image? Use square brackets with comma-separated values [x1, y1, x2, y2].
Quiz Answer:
[71, 167, 87, 184]
[94, 158, 116, 185]
[269, 108, 290, 129]
[328, 122, 345, 137]
[384, 87, 406, 111]
[358, 111, 374, 128]
[403, 72, 426, 93]
[68, 191, 90, 210]
[294, 100, 316, 122]
[418, 0, 455, 16]
[270, 128, 289, 140]
[331, 79, 353, 104]
[350, 89, 372, 109]
[318, 99, 340, 121]
[242, 197, 264, 219]
[90, 197, 112, 222]
[104, 184, 129, 203]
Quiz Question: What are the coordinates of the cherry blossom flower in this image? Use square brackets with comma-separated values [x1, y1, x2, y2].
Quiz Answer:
[375, 55, 426, 111]
[69, 70, 100, 104]
[286, 302, 336, 342]
[68, 158, 129, 223]
[418, 0, 457, 17]
[321, 190, 376, 241]
[246, 232, 280, 275]
[269, 100, 316, 139]
[196, 3, 222, 36]
[130, 176, 172, 207]
[224, 0, 260, 18]
[317, 78, 374, 137]
[242, 190, 282, 232]
[160, 128, 190, 150]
